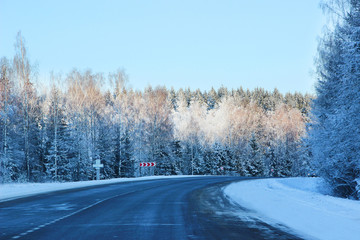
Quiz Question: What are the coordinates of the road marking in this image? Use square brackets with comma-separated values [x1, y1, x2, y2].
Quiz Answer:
[145, 201, 185, 205]
[117, 223, 182, 226]
[10, 193, 130, 239]
[74, 223, 183, 226]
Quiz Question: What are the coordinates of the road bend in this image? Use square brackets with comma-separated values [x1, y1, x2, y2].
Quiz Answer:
[0, 176, 302, 240]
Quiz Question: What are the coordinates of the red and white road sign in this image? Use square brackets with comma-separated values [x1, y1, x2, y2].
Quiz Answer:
[139, 162, 156, 167]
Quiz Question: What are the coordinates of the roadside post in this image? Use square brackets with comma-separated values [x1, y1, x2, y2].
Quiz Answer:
[93, 159, 104, 180]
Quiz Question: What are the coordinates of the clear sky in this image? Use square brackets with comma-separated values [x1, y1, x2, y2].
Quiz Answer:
[0, 0, 326, 93]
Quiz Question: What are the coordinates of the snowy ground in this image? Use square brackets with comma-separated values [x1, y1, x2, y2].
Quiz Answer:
[225, 177, 360, 240]
[0, 175, 202, 202]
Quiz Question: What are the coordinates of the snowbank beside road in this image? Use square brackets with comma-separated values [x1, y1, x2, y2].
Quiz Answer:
[0, 175, 201, 202]
[225, 178, 360, 240]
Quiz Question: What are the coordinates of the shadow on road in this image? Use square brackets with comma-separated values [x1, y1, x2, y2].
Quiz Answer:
[187, 180, 303, 240]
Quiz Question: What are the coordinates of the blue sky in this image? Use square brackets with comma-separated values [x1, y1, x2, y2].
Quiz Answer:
[0, 0, 325, 93]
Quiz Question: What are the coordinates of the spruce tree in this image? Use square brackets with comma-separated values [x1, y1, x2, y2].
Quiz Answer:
[310, 0, 360, 199]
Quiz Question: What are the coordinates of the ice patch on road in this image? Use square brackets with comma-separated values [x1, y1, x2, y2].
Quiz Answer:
[224, 177, 360, 240]
[1, 203, 75, 212]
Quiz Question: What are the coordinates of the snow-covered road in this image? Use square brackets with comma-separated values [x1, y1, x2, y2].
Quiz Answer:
[225, 177, 360, 240]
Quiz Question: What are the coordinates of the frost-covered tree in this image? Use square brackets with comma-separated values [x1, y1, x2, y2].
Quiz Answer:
[243, 134, 265, 176]
[13, 32, 38, 181]
[109, 70, 128, 177]
[0, 58, 16, 182]
[66, 70, 93, 180]
[310, 0, 360, 199]
[142, 87, 173, 175]
[43, 79, 72, 181]
[207, 87, 218, 110]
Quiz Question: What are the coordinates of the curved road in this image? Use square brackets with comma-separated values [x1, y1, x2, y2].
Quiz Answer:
[0, 176, 302, 240]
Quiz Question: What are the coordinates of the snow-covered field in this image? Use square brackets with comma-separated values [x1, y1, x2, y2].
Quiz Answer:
[0, 175, 201, 202]
[225, 177, 360, 240]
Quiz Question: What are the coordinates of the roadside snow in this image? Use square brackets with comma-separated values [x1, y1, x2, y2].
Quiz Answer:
[224, 178, 360, 240]
[0, 175, 200, 202]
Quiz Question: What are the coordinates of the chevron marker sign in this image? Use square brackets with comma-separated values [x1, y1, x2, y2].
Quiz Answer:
[139, 162, 156, 167]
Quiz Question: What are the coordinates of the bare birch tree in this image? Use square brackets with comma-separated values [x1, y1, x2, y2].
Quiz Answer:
[13, 32, 34, 181]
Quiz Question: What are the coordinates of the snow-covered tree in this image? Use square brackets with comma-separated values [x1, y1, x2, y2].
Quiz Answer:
[243, 134, 265, 176]
[0, 57, 16, 182]
[309, 0, 360, 199]
[13, 32, 38, 181]
[142, 87, 173, 175]
[43, 79, 72, 181]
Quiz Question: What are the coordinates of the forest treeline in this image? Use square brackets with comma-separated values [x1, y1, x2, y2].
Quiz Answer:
[0, 33, 312, 182]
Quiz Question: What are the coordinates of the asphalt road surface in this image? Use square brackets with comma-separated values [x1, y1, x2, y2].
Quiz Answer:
[0, 176, 302, 240]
